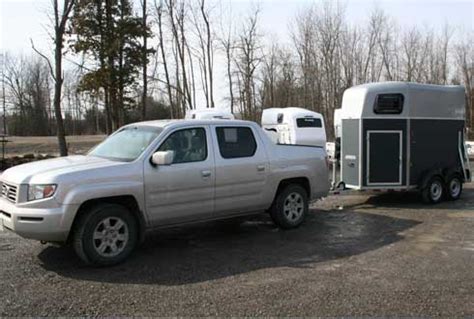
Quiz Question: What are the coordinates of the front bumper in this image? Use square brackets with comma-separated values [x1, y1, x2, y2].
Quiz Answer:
[0, 198, 79, 242]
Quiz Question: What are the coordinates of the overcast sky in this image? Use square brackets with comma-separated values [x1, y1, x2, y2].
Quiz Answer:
[0, 0, 473, 109]
[1, 0, 472, 53]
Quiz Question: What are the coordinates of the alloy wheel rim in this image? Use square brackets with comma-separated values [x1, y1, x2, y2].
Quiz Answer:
[92, 217, 129, 257]
[283, 192, 304, 222]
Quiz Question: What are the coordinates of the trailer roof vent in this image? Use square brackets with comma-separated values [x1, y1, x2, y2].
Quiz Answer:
[374, 93, 404, 114]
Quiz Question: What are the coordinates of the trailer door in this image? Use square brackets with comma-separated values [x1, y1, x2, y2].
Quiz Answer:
[367, 130, 402, 185]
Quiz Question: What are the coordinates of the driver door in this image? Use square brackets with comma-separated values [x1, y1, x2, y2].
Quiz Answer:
[143, 126, 215, 226]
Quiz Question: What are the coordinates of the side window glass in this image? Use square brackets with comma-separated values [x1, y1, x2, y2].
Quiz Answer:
[374, 93, 404, 114]
[158, 128, 207, 164]
[216, 127, 257, 159]
[296, 118, 322, 128]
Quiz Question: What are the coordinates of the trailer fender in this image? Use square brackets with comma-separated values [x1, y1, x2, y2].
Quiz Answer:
[443, 167, 464, 183]
[419, 169, 443, 190]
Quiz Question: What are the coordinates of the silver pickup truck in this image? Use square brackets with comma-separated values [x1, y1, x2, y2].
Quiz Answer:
[0, 120, 329, 265]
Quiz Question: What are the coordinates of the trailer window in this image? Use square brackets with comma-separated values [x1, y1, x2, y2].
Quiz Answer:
[374, 94, 404, 114]
[216, 127, 257, 158]
[277, 113, 284, 124]
[296, 118, 322, 128]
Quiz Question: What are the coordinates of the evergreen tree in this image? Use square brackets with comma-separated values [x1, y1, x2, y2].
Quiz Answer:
[71, 0, 153, 132]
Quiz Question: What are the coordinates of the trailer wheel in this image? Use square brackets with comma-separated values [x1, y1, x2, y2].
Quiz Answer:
[445, 173, 463, 201]
[421, 176, 444, 204]
[270, 184, 308, 229]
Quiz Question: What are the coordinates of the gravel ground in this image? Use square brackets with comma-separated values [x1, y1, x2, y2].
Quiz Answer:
[1, 185, 473, 317]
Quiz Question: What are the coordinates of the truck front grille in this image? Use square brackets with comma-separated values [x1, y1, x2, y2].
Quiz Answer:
[1, 183, 18, 203]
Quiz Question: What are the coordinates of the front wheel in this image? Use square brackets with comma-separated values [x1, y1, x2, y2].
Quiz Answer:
[421, 176, 444, 204]
[270, 184, 308, 229]
[73, 204, 138, 266]
[445, 174, 463, 201]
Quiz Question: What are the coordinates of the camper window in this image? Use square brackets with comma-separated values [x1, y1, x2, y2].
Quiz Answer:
[277, 113, 284, 123]
[374, 93, 404, 114]
[216, 127, 257, 159]
[296, 118, 322, 128]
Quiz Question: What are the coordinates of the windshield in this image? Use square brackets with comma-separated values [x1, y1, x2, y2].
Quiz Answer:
[89, 126, 162, 161]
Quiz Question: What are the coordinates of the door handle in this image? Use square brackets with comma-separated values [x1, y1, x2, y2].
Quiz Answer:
[257, 165, 266, 172]
[201, 170, 212, 177]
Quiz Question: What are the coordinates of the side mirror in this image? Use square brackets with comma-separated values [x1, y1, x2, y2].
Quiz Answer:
[151, 151, 174, 166]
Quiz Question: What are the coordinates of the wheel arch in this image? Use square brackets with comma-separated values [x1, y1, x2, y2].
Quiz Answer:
[419, 168, 444, 190]
[67, 195, 146, 244]
[442, 166, 465, 183]
[270, 177, 311, 209]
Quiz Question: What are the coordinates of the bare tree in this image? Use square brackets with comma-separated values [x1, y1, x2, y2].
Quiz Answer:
[31, 0, 75, 156]
[200, 0, 214, 108]
[167, 0, 193, 114]
[141, 0, 149, 120]
[218, 1, 236, 113]
[455, 34, 474, 137]
[291, 6, 321, 111]
[315, 0, 345, 138]
[439, 23, 454, 85]
[155, 0, 175, 118]
[3, 56, 51, 136]
[235, 6, 262, 121]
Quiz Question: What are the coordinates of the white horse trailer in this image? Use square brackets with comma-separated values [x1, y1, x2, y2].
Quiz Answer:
[261, 107, 327, 149]
[185, 109, 235, 120]
[333, 82, 471, 204]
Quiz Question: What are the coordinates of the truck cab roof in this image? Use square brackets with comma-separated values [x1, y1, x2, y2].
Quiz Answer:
[125, 119, 256, 130]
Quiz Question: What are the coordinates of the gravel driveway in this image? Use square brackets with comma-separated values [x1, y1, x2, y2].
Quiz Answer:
[1, 185, 473, 316]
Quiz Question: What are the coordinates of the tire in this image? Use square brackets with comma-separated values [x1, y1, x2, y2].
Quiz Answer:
[73, 203, 138, 266]
[445, 173, 463, 201]
[421, 175, 444, 204]
[270, 184, 308, 229]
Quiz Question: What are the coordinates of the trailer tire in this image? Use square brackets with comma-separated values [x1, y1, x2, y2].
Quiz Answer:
[421, 175, 444, 204]
[270, 184, 308, 229]
[445, 173, 463, 201]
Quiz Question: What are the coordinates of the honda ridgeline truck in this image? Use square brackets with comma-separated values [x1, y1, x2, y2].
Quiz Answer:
[0, 120, 329, 266]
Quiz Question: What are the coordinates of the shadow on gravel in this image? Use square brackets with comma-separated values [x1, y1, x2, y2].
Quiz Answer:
[362, 187, 474, 210]
[37, 210, 420, 285]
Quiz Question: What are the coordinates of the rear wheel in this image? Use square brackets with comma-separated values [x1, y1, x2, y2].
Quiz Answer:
[445, 173, 463, 201]
[73, 204, 138, 266]
[421, 176, 444, 204]
[270, 184, 308, 229]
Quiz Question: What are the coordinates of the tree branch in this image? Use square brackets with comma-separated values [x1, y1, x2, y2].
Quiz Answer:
[30, 38, 56, 82]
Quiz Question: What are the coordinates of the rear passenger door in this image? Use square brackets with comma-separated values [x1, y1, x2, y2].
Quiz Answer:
[212, 125, 269, 216]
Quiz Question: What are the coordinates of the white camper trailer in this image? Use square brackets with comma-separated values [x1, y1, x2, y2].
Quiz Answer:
[334, 82, 471, 204]
[261, 107, 327, 149]
[185, 109, 235, 120]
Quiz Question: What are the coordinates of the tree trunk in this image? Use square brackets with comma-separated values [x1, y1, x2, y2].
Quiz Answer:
[52, 0, 72, 157]
[141, 0, 148, 120]
[157, 3, 174, 118]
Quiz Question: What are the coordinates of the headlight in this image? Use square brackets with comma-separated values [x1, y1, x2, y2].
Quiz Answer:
[28, 184, 57, 201]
